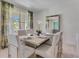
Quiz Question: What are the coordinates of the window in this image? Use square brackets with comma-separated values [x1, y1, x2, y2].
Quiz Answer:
[12, 16, 20, 32]
[20, 11, 33, 30]
[46, 15, 60, 33]
[11, 7, 20, 33]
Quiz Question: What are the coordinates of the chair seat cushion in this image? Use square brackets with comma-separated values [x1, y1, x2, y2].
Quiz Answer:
[35, 44, 54, 58]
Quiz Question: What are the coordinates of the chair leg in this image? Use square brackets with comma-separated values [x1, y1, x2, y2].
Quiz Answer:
[27, 52, 36, 58]
[35, 55, 43, 58]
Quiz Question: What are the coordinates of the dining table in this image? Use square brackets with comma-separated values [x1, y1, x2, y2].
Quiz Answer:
[19, 35, 49, 48]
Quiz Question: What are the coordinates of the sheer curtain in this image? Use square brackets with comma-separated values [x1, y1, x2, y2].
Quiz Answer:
[0, 1, 14, 48]
[0, 1, 1, 48]
[0, 1, 33, 48]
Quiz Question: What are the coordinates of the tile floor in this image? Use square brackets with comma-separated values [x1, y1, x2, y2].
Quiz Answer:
[0, 44, 78, 58]
[0, 48, 8, 58]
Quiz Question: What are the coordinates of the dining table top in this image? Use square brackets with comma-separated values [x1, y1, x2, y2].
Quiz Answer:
[19, 35, 49, 48]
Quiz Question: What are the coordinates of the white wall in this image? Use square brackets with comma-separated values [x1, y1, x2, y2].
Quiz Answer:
[33, 0, 79, 56]
[33, 8, 62, 32]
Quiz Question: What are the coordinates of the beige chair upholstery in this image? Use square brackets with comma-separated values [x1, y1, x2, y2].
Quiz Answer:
[8, 35, 18, 58]
[42, 33, 53, 46]
[45, 35, 53, 46]
[8, 35, 34, 58]
[35, 32, 62, 58]
[16, 35, 35, 58]
[18, 30, 26, 36]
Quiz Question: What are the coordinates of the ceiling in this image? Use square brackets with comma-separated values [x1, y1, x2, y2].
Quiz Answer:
[4, 0, 61, 11]
[14, 0, 59, 8]
[4, 0, 79, 12]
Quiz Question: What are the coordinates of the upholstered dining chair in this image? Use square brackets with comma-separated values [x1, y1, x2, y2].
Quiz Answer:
[8, 34, 35, 58]
[42, 33, 54, 46]
[18, 30, 26, 36]
[35, 32, 62, 58]
[16, 35, 35, 58]
[8, 34, 18, 58]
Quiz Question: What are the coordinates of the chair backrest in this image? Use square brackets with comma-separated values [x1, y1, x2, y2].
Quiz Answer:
[18, 30, 26, 36]
[8, 34, 18, 58]
[52, 32, 61, 45]
[43, 33, 53, 45]
[51, 32, 61, 57]
[16, 35, 26, 58]
[45, 35, 53, 45]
